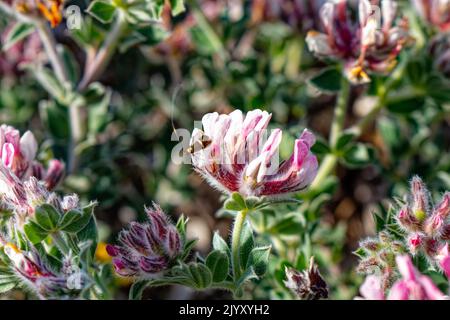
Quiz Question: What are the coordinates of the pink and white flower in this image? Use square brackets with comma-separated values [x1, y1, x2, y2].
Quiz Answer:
[189, 109, 318, 198]
[306, 0, 410, 83]
[0, 124, 64, 190]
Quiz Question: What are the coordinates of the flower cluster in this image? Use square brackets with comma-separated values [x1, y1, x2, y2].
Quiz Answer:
[106, 203, 183, 278]
[189, 109, 318, 198]
[0, 125, 64, 189]
[13, 0, 64, 28]
[358, 255, 447, 300]
[413, 0, 450, 32]
[396, 177, 449, 263]
[306, 0, 410, 83]
[2, 242, 85, 299]
[284, 257, 328, 300]
[0, 167, 77, 227]
[356, 176, 450, 287]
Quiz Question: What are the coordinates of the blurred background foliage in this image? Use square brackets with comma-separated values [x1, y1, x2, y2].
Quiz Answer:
[0, 0, 449, 299]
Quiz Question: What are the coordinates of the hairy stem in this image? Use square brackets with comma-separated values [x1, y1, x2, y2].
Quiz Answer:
[78, 10, 128, 91]
[231, 209, 248, 282]
[36, 21, 69, 85]
[51, 232, 71, 256]
[310, 77, 350, 189]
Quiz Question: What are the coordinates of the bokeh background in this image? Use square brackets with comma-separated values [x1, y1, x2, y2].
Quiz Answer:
[1, 0, 449, 299]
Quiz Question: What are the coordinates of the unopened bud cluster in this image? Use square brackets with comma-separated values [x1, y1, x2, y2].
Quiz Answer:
[357, 176, 450, 283]
[107, 203, 183, 278]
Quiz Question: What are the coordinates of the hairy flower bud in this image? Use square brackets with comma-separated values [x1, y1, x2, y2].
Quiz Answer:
[284, 257, 328, 300]
[410, 176, 430, 222]
[189, 109, 318, 198]
[107, 203, 183, 278]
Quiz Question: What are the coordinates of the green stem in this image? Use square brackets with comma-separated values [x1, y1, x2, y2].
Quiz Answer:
[329, 77, 351, 147]
[231, 209, 248, 282]
[51, 232, 71, 256]
[78, 10, 128, 91]
[310, 77, 350, 189]
[36, 21, 69, 85]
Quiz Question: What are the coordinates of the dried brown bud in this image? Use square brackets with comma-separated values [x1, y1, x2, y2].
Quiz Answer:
[284, 257, 328, 300]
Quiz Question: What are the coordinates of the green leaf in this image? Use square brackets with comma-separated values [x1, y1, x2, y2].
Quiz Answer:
[180, 238, 197, 261]
[239, 221, 254, 270]
[39, 100, 69, 139]
[175, 214, 188, 239]
[87, 1, 117, 24]
[205, 250, 229, 283]
[190, 10, 223, 55]
[29, 67, 67, 103]
[267, 214, 303, 235]
[335, 132, 356, 151]
[129, 280, 149, 300]
[341, 143, 376, 168]
[236, 266, 258, 288]
[311, 137, 330, 155]
[76, 216, 98, 259]
[88, 86, 112, 135]
[24, 220, 49, 244]
[247, 246, 271, 277]
[2, 23, 34, 51]
[187, 263, 212, 289]
[135, 25, 169, 46]
[224, 198, 244, 211]
[386, 96, 425, 114]
[169, 0, 185, 15]
[212, 231, 230, 257]
[309, 67, 342, 93]
[62, 203, 95, 233]
[58, 210, 82, 230]
[231, 193, 246, 209]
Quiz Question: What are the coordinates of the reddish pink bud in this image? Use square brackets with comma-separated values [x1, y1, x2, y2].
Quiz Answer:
[108, 204, 183, 278]
[408, 233, 424, 254]
[44, 160, 65, 190]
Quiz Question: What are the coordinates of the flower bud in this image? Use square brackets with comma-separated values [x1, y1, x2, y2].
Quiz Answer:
[44, 159, 65, 190]
[410, 176, 430, 222]
[284, 257, 328, 300]
[407, 233, 424, 255]
[107, 203, 183, 278]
